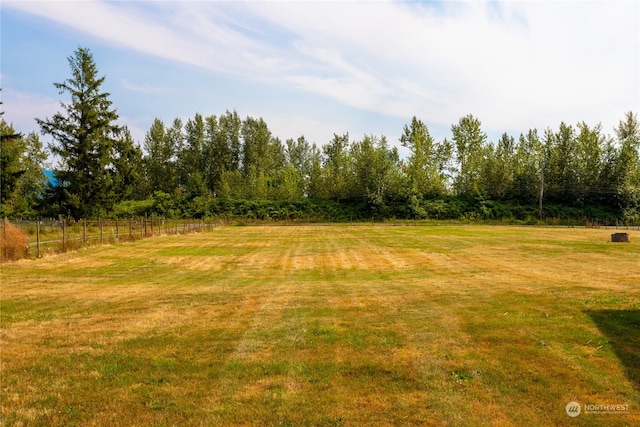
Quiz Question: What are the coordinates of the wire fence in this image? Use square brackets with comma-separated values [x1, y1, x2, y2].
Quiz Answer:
[2, 215, 638, 262]
[2, 216, 224, 260]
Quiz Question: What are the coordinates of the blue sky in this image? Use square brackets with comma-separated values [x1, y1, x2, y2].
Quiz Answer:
[1, 0, 639, 154]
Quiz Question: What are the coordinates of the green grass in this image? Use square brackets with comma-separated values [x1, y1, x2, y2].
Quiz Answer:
[1, 225, 639, 426]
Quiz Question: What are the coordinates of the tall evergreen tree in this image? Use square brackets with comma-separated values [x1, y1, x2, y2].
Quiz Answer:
[36, 47, 125, 219]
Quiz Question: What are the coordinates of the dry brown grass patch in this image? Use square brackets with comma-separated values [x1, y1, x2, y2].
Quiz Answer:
[1, 225, 639, 426]
[0, 218, 28, 262]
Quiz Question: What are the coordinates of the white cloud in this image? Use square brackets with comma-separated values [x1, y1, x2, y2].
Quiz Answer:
[118, 116, 148, 147]
[4, 0, 638, 142]
[1, 88, 59, 136]
[244, 0, 639, 136]
[120, 79, 168, 94]
[1, 88, 148, 149]
[260, 112, 347, 147]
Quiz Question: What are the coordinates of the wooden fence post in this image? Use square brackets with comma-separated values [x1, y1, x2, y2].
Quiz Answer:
[62, 220, 66, 253]
[36, 220, 41, 258]
[1, 218, 5, 261]
[83, 219, 87, 244]
[1, 219, 5, 261]
[100, 218, 103, 245]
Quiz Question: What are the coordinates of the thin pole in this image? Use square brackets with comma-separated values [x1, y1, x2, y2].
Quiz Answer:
[36, 220, 41, 258]
[62, 220, 66, 253]
[539, 156, 545, 221]
[2, 219, 6, 261]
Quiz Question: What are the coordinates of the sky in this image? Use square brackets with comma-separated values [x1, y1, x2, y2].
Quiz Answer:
[1, 0, 639, 156]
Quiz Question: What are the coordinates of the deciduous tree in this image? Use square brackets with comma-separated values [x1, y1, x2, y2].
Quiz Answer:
[451, 114, 487, 197]
[400, 117, 449, 198]
[614, 111, 640, 218]
[143, 118, 178, 196]
[0, 120, 25, 215]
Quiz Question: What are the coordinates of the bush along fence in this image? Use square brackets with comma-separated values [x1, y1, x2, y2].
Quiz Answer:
[1, 216, 222, 261]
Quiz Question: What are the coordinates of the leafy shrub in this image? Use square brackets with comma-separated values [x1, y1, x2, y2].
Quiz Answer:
[111, 199, 155, 218]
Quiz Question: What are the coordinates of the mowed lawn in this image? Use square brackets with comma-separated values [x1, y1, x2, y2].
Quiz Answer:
[1, 225, 639, 426]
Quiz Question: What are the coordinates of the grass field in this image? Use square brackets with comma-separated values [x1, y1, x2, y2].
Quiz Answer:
[1, 224, 639, 426]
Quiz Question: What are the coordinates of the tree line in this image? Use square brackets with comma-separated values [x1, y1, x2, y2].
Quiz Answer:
[2, 47, 639, 223]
